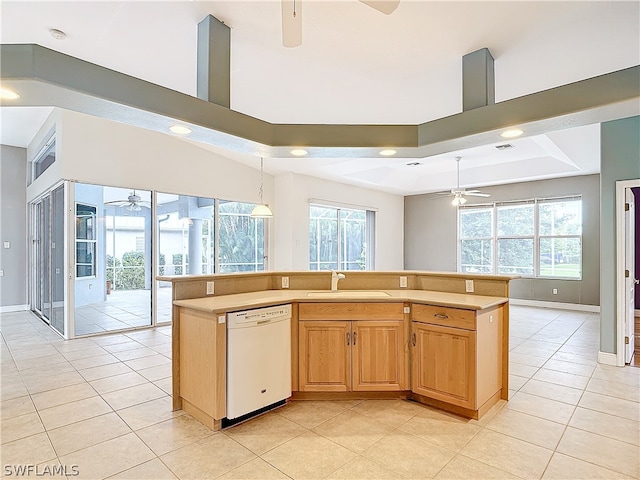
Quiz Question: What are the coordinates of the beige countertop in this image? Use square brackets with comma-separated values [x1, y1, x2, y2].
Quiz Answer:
[173, 289, 508, 314]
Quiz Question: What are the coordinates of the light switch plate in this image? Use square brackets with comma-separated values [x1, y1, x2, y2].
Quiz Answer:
[206, 281, 215, 295]
[399, 276, 407, 288]
[3, 241, 10, 249]
[282, 276, 290, 289]
[465, 279, 474, 293]
[0, 270, 4, 277]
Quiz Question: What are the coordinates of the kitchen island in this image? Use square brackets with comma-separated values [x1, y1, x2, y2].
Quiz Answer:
[161, 271, 515, 430]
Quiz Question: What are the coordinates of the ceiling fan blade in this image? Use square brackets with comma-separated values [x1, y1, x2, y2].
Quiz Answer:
[464, 192, 491, 197]
[425, 191, 453, 200]
[358, 0, 400, 15]
[282, 0, 302, 48]
[104, 200, 128, 206]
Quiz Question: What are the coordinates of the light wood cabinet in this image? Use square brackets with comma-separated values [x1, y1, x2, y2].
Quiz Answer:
[298, 321, 351, 392]
[411, 322, 476, 408]
[411, 304, 503, 415]
[352, 321, 406, 391]
[298, 303, 407, 393]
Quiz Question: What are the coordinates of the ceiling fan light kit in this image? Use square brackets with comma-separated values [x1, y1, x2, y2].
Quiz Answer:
[451, 195, 467, 206]
[430, 156, 491, 206]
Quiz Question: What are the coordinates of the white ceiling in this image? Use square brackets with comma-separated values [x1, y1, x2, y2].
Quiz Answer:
[1, 1, 638, 194]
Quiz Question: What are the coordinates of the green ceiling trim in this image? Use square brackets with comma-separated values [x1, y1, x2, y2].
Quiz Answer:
[1, 44, 638, 156]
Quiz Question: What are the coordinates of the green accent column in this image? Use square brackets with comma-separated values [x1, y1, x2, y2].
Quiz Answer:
[197, 15, 231, 108]
[600, 115, 640, 354]
[462, 48, 495, 111]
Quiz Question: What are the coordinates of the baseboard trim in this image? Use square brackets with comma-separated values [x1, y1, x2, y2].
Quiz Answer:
[509, 299, 600, 313]
[597, 351, 618, 366]
[0, 304, 29, 313]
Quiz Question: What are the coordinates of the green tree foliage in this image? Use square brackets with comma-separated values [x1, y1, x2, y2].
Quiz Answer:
[116, 251, 146, 289]
[218, 201, 264, 272]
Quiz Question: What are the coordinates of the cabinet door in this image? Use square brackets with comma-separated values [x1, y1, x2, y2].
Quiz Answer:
[352, 321, 406, 391]
[411, 322, 476, 408]
[299, 321, 351, 392]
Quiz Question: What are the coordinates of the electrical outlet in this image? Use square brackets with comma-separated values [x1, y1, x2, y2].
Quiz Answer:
[206, 281, 215, 295]
[218, 315, 225, 324]
[0, 270, 4, 277]
[3, 241, 10, 249]
[399, 276, 408, 288]
[282, 276, 290, 289]
[403, 306, 411, 314]
[465, 279, 474, 293]
[552, 288, 558, 295]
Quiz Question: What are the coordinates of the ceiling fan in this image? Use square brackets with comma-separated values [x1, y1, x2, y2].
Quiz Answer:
[104, 190, 150, 211]
[431, 156, 491, 206]
[282, 0, 400, 47]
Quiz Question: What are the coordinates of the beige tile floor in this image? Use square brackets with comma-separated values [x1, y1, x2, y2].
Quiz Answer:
[1, 306, 639, 479]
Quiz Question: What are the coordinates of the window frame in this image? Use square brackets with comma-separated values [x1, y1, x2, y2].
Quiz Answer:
[309, 202, 375, 271]
[75, 202, 97, 279]
[31, 135, 56, 183]
[458, 204, 494, 274]
[216, 199, 268, 273]
[458, 196, 583, 280]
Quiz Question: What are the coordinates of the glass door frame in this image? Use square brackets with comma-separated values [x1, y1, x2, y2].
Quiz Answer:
[30, 180, 69, 338]
[69, 181, 158, 337]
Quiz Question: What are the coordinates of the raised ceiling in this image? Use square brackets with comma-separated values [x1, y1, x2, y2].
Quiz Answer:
[1, 1, 638, 194]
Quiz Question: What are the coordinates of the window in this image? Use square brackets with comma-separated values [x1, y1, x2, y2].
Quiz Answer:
[32, 137, 56, 182]
[459, 207, 493, 273]
[309, 204, 374, 270]
[497, 202, 535, 275]
[458, 196, 582, 279]
[538, 198, 582, 278]
[76, 203, 97, 277]
[218, 200, 266, 272]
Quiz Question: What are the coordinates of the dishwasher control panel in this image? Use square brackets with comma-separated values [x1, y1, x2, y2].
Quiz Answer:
[227, 304, 292, 327]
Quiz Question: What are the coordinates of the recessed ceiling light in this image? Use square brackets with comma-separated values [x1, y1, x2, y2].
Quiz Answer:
[49, 29, 66, 40]
[0, 88, 20, 100]
[291, 149, 308, 156]
[379, 149, 396, 156]
[169, 124, 192, 135]
[500, 129, 523, 138]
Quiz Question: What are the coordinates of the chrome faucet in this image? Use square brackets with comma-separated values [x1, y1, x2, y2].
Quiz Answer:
[331, 270, 345, 291]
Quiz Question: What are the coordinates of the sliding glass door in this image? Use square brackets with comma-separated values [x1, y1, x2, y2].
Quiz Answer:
[73, 184, 152, 336]
[32, 184, 65, 335]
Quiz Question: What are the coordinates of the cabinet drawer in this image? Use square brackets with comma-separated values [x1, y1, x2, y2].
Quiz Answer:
[299, 303, 404, 321]
[411, 304, 476, 330]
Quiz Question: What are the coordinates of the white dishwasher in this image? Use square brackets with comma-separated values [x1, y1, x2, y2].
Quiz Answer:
[225, 304, 292, 426]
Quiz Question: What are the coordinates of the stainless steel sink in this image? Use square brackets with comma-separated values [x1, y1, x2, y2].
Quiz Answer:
[306, 291, 390, 298]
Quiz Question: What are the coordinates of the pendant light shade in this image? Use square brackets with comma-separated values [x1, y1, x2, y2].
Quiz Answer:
[250, 204, 273, 217]
[250, 157, 273, 218]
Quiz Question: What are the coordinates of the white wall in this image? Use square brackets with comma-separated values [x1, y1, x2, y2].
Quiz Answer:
[272, 172, 404, 271]
[57, 110, 274, 206]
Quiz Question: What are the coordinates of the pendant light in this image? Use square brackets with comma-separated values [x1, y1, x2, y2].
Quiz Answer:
[250, 157, 273, 218]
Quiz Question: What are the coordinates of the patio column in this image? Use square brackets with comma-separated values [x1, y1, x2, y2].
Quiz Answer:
[188, 219, 203, 275]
